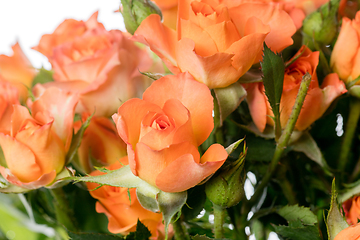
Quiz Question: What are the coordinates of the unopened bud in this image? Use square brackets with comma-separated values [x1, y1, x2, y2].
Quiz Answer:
[120, 0, 162, 34]
[205, 148, 246, 208]
[302, 0, 339, 46]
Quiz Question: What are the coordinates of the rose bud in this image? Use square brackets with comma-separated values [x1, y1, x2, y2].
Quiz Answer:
[205, 150, 246, 208]
[302, 0, 339, 47]
[121, 0, 162, 34]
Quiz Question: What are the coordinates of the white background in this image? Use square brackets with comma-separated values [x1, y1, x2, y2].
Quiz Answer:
[0, 0, 125, 69]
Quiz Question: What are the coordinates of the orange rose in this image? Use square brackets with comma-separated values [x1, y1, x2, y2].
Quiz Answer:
[0, 88, 78, 189]
[34, 12, 163, 117]
[74, 114, 127, 173]
[0, 43, 36, 100]
[334, 223, 360, 240]
[34, 19, 160, 117]
[343, 196, 360, 225]
[0, 79, 20, 133]
[133, 0, 296, 89]
[331, 11, 360, 84]
[152, 0, 178, 29]
[112, 73, 228, 193]
[246, 46, 347, 132]
[33, 12, 105, 58]
[86, 158, 165, 238]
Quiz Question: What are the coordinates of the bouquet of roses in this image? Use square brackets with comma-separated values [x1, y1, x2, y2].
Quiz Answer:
[1, 0, 360, 239]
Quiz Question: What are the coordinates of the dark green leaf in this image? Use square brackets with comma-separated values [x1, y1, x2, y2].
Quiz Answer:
[278, 204, 318, 225]
[273, 224, 321, 240]
[182, 185, 207, 221]
[261, 43, 285, 135]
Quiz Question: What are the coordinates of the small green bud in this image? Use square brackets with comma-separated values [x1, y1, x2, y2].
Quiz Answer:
[302, 0, 340, 47]
[205, 147, 246, 208]
[120, 0, 162, 34]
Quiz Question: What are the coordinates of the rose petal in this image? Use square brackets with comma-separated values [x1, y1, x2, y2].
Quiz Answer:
[143, 73, 213, 145]
[156, 143, 228, 192]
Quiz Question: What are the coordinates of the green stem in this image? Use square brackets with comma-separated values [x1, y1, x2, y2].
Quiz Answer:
[243, 73, 312, 213]
[50, 187, 78, 232]
[172, 218, 190, 240]
[338, 97, 360, 172]
[213, 204, 226, 238]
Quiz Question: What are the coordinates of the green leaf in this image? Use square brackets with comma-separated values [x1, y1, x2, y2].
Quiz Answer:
[290, 132, 326, 168]
[225, 138, 244, 155]
[32, 67, 54, 87]
[327, 179, 349, 240]
[273, 224, 321, 240]
[68, 231, 122, 239]
[65, 114, 93, 164]
[278, 205, 318, 225]
[124, 220, 152, 240]
[182, 185, 207, 221]
[214, 82, 247, 126]
[261, 43, 285, 137]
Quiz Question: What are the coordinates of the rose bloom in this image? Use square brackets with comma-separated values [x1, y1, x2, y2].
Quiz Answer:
[0, 88, 78, 189]
[0, 43, 36, 100]
[33, 12, 104, 58]
[133, 0, 296, 89]
[74, 114, 127, 173]
[331, 11, 360, 84]
[33, 13, 161, 117]
[263, 0, 330, 29]
[246, 46, 347, 132]
[0, 79, 20, 133]
[343, 196, 360, 225]
[112, 73, 228, 193]
[334, 222, 360, 240]
[152, 0, 178, 29]
[86, 158, 167, 239]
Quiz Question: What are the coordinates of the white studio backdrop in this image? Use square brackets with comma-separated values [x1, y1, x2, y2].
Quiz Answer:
[0, 0, 125, 69]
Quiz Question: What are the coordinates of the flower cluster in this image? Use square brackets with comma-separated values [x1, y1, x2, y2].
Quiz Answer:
[1, 0, 360, 239]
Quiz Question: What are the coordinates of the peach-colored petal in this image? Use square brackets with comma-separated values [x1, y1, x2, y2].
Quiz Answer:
[31, 87, 79, 151]
[15, 120, 65, 175]
[244, 83, 268, 132]
[0, 167, 56, 189]
[139, 99, 195, 150]
[143, 73, 213, 145]
[331, 17, 359, 81]
[113, 99, 163, 149]
[135, 142, 200, 189]
[334, 223, 360, 240]
[0, 134, 41, 183]
[229, 3, 296, 52]
[133, 14, 179, 73]
[156, 143, 228, 192]
[0, 43, 36, 99]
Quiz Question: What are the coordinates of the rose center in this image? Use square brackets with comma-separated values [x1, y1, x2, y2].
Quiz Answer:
[152, 118, 170, 130]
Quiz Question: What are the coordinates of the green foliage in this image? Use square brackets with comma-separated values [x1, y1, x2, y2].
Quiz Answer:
[278, 205, 318, 225]
[124, 220, 151, 240]
[274, 205, 321, 240]
[66, 114, 93, 164]
[31, 67, 54, 87]
[261, 43, 285, 138]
